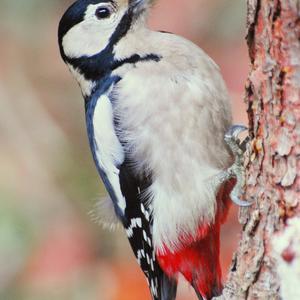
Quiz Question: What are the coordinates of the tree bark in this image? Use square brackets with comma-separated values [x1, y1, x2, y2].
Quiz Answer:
[218, 1, 300, 299]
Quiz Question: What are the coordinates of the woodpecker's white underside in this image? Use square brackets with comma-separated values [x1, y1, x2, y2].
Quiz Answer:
[64, 8, 233, 252]
[112, 31, 232, 251]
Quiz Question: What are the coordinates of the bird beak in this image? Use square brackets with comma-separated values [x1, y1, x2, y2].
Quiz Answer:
[129, 0, 154, 15]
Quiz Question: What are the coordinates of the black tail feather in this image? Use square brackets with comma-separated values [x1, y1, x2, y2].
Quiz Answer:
[155, 272, 177, 300]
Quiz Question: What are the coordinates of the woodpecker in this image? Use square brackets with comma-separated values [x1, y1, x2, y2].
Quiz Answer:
[58, 1, 249, 299]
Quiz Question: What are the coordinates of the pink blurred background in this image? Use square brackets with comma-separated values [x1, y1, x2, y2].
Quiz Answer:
[0, 0, 248, 299]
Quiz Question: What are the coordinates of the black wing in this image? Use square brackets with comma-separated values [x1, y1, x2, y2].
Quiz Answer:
[86, 82, 177, 300]
[119, 159, 177, 300]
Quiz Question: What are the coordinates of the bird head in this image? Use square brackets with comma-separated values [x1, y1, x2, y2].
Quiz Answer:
[58, 0, 154, 61]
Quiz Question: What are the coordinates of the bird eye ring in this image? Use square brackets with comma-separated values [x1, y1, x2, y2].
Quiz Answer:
[95, 7, 112, 19]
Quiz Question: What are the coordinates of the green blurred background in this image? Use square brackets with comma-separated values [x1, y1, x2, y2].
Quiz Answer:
[0, 1, 248, 299]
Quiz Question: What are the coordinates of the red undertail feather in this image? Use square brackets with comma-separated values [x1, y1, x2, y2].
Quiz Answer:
[157, 179, 235, 299]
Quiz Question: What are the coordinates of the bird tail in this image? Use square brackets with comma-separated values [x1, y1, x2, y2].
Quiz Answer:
[159, 272, 177, 300]
[149, 271, 177, 300]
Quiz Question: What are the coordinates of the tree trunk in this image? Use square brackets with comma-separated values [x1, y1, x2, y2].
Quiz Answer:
[218, 1, 300, 299]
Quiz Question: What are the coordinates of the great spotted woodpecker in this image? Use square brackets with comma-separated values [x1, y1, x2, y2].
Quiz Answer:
[58, 1, 250, 299]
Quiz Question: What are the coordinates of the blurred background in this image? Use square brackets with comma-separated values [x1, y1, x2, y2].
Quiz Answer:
[0, 0, 248, 299]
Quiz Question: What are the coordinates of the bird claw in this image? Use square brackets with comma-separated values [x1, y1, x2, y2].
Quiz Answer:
[224, 125, 253, 207]
[231, 193, 252, 207]
[225, 124, 247, 141]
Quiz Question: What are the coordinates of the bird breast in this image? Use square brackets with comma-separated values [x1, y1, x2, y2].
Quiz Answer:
[112, 33, 233, 251]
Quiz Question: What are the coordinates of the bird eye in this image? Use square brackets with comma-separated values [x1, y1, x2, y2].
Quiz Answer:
[95, 7, 111, 19]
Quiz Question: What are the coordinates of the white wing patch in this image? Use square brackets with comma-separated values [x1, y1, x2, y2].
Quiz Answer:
[93, 94, 126, 214]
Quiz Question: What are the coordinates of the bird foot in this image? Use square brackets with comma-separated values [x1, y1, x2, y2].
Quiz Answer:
[216, 125, 252, 207]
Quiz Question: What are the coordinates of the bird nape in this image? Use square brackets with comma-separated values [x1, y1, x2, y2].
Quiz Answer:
[58, 0, 250, 299]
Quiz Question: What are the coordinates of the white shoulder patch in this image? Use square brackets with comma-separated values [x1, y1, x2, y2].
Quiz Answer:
[93, 94, 126, 213]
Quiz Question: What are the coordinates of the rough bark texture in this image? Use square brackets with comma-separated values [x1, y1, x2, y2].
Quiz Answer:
[218, 1, 300, 299]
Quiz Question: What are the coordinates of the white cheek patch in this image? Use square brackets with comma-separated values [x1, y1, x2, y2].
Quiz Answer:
[62, 5, 127, 59]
